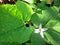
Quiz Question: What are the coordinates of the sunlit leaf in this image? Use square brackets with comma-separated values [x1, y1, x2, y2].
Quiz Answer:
[16, 1, 33, 22]
[0, 1, 34, 44]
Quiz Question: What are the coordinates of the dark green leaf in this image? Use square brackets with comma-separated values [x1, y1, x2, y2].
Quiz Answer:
[31, 33, 46, 45]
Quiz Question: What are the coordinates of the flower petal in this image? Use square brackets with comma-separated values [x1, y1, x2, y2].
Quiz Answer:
[42, 28, 48, 31]
[39, 24, 42, 29]
[34, 29, 40, 33]
[40, 31, 44, 38]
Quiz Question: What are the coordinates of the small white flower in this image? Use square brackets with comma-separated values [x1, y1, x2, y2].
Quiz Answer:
[34, 24, 48, 38]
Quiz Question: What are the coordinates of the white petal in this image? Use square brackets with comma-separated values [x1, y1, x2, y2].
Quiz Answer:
[39, 24, 42, 29]
[40, 31, 44, 38]
[34, 29, 40, 33]
[42, 28, 48, 31]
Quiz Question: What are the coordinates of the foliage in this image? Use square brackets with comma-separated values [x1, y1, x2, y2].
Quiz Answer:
[0, 0, 60, 45]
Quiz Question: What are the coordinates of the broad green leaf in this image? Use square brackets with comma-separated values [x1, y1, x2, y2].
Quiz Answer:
[0, 4, 23, 21]
[45, 19, 60, 45]
[31, 33, 46, 45]
[0, 5, 23, 34]
[16, 1, 33, 22]
[0, 2, 34, 44]
[0, 26, 34, 43]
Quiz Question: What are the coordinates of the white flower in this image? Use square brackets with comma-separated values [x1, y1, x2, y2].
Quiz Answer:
[34, 24, 48, 38]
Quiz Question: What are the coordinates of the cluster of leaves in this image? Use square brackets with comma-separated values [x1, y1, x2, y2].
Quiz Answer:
[0, 0, 60, 45]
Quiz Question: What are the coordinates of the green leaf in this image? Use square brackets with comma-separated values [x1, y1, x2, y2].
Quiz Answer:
[0, 26, 34, 43]
[31, 13, 41, 27]
[45, 19, 60, 45]
[16, 1, 33, 22]
[39, 6, 59, 26]
[0, 5, 23, 34]
[31, 33, 46, 45]
[0, 3, 34, 44]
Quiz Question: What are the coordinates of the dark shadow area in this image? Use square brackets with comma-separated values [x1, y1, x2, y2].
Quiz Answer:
[45, 4, 51, 7]
[25, 23, 29, 27]
[45, 0, 54, 7]
[22, 40, 31, 45]
[34, 0, 41, 6]
[44, 42, 53, 45]
[36, 0, 41, 4]
[25, 21, 33, 27]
